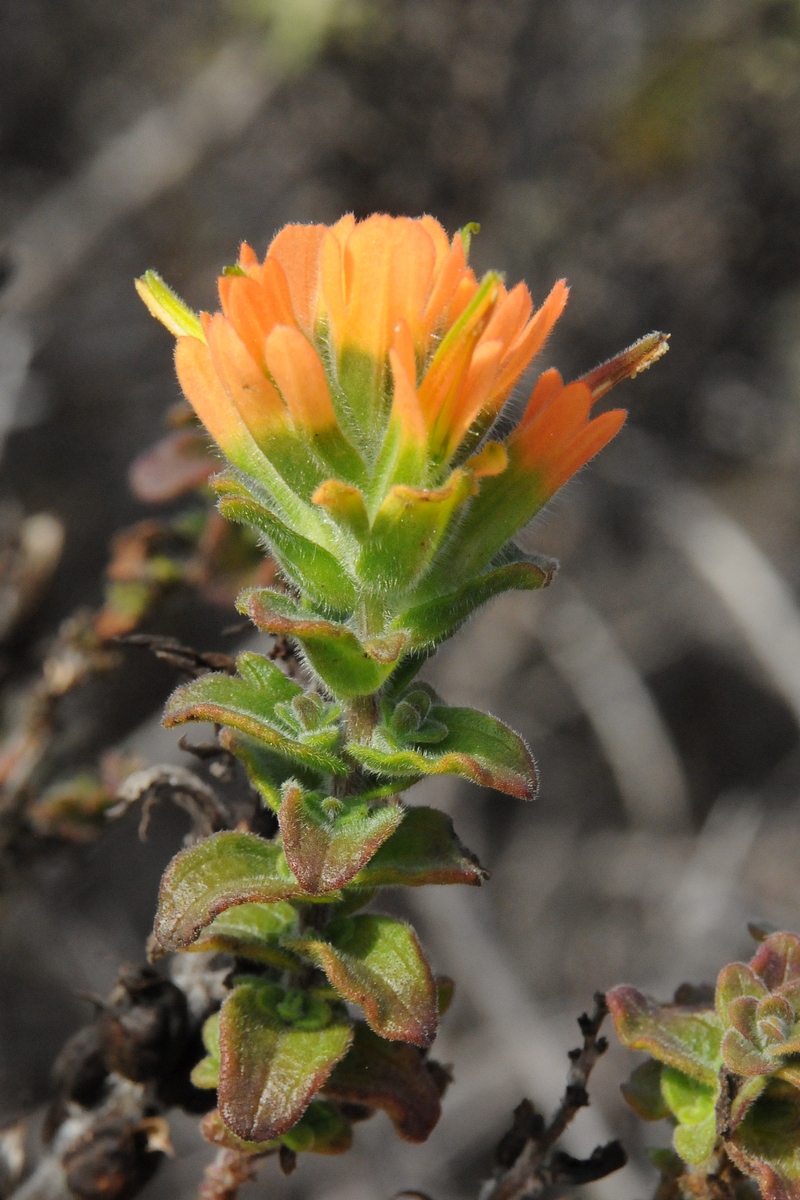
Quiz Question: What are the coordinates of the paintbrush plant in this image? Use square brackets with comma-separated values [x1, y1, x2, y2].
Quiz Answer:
[138, 214, 666, 1165]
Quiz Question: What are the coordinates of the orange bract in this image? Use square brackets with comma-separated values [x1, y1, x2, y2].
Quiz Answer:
[140, 215, 664, 510]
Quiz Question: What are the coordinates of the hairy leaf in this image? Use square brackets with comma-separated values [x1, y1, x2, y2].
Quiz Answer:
[218, 980, 353, 1142]
[358, 471, 474, 593]
[219, 728, 322, 812]
[348, 705, 537, 800]
[620, 1059, 668, 1121]
[188, 901, 303, 969]
[153, 832, 308, 952]
[673, 1114, 717, 1165]
[289, 914, 437, 1048]
[606, 987, 722, 1085]
[348, 805, 487, 888]
[279, 784, 405, 893]
[238, 588, 407, 698]
[728, 1079, 800, 1200]
[164, 662, 347, 776]
[324, 1021, 443, 1143]
[399, 559, 555, 649]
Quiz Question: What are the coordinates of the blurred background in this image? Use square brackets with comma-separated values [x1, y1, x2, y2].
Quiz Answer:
[3, 0, 800, 1196]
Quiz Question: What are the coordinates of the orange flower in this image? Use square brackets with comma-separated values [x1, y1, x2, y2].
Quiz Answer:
[137, 217, 666, 520]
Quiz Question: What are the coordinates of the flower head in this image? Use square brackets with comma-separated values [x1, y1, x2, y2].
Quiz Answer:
[138, 216, 666, 641]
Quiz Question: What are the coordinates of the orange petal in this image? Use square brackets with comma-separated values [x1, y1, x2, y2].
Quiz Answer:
[265, 224, 327, 332]
[516, 368, 565, 434]
[481, 282, 533, 350]
[388, 346, 428, 452]
[319, 228, 347, 347]
[422, 234, 469, 339]
[418, 216, 451, 272]
[238, 242, 260, 275]
[391, 319, 417, 386]
[175, 336, 252, 467]
[264, 325, 337, 432]
[338, 215, 437, 359]
[218, 269, 294, 368]
[444, 338, 504, 457]
[511, 380, 593, 472]
[491, 279, 569, 406]
[204, 313, 287, 443]
[446, 271, 480, 327]
[421, 274, 501, 437]
[544, 409, 626, 494]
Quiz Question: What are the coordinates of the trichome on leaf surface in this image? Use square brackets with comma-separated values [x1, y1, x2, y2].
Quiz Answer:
[97, 213, 664, 1193]
[609, 927, 800, 1200]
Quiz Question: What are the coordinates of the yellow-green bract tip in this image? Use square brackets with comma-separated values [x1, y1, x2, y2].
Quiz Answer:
[135, 270, 205, 341]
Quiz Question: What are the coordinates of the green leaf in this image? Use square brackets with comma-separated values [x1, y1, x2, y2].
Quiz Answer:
[164, 663, 348, 776]
[620, 1059, 668, 1121]
[728, 1079, 800, 1199]
[606, 987, 722, 1085]
[398, 559, 555, 649]
[348, 704, 538, 800]
[191, 1012, 221, 1089]
[349, 805, 487, 888]
[278, 783, 405, 894]
[188, 901, 304, 970]
[238, 588, 407, 698]
[358, 471, 474, 593]
[289, 914, 437, 1048]
[661, 1067, 717, 1126]
[673, 1114, 717, 1165]
[217, 980, 353, 1142]
[216, 490, 357, 614]
[219, 728, 322, 812]
[153, 832, 308, 952]
[280, 1099, 352, 1155]
[324, 1021, 443, 1143]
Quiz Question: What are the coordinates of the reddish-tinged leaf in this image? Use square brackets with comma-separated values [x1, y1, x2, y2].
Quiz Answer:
[349, 806, 487, 888]
[153, 832, 306, 952]
[751, 933, 800, 992]
[279, 785, 405, 894]
[218, 980, 353, 1143]
[721, 1028, 772, 1077]
[202, 1109, 279, 1153]
[348, 705, 537, 800]
[606, 986, 722, 1085]
[728, 996, 761, 1042]
[238, 588, 407, 698]
[289, 914, 438, 1048]
[163, 658, 347, 775]
[728, 1079, 800, 1200]
[323, 1022, 443, 1143]
[717, 962, 768, 1026]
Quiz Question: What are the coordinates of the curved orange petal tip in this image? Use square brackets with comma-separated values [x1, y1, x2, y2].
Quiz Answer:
[580, 332, 670, 401]
[544, 409, 626, 494]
